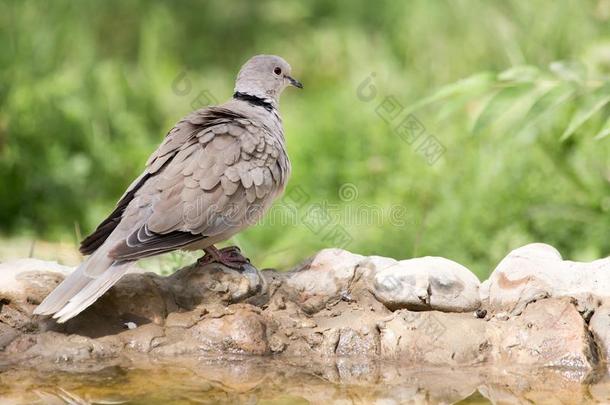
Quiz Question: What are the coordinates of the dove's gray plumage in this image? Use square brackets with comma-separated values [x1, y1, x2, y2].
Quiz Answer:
[35, 55, 301, 322]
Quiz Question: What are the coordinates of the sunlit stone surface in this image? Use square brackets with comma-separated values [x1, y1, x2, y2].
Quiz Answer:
[0, 244, 609, 403]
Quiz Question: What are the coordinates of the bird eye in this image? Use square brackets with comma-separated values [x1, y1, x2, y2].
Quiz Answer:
[274, 67, 282, 75]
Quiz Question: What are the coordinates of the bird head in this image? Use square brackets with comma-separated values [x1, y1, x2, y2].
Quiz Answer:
[234, 55, 303, 106]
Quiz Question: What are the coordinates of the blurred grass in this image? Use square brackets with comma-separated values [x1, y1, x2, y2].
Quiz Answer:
[0, 0, 609, 278]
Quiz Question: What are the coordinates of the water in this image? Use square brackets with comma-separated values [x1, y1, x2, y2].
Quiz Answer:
[0, 356, 608, 404]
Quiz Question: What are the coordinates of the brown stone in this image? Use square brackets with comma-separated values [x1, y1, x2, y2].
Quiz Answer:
[188, 305, 268, 355]
[0, 248, 604, 376]
[488, 298, 598, 369]
[589, 304, 610, 363]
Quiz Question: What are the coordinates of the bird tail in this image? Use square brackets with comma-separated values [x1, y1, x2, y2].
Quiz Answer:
[34, 244, 132, 323]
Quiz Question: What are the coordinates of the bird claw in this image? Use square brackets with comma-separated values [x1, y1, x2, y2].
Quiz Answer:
[198, 246, 250, 270]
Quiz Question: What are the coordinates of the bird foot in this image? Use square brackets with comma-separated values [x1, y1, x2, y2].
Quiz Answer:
[197, 245, 251, 270]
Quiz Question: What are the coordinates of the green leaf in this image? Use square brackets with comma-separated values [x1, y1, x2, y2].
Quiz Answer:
[517, 82, 575, 135]
[549, 60, 588, 83]
[594, 115, 610, 140]
[470, 84, 533, 134]
[560, 88, 610, 141]
[405, 72, 494, 114]
[497, 65, 540, 83]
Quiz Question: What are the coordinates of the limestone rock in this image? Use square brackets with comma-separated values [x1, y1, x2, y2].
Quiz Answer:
[335, 327, 379, 357]
[378, 309, 488, 365]
[168, 262, 265, 309]
[483, 243, 610, 315]
[365, 255, 481, 312]
[0, 259, 71, 309]
[0, 245, 605, 375]
[284, 248, 364, 313]
[187, 305, 269, 355]
[589, 304, 610, 363]
[95, 273, 170, 325]
[0, 259, 73, 337]
[119, 323, 165, 353]
[488, 298, 598, 370]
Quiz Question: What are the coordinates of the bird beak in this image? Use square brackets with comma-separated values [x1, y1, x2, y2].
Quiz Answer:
[286, 75, 303, 89]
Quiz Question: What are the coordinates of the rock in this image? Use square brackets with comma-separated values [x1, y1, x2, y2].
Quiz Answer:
[0, 323, 19, 350]
[284, 248, 364, 313]
[335, 327, 379, 357]
[187, 305, 269, 355]
[0, 302, 33, 331]
[164, 306, 207, 329]
[0, 259, 73, 333]
[97, 273, 170, 325]
[484, 243, 610, 315]
[488, 298, 598, 370]
[0, 259, 71, 309]
[0, 245, 606, 376]
[168, 262, 265, 309]
[589, 304, 610, 363]
[119, 323, 165, 353]
[285, 250, 482, 314]
[365, 256, 481, 312]
[378, 309, 488, 365]
[6, 331, 121, 364]
[57, 272, 172, 339]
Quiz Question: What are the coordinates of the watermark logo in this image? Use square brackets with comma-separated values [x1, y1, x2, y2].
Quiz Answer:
[172, 69, 219, 109]
[338, 183, 359, 202]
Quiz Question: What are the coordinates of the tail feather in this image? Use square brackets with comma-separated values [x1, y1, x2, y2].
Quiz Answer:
[33, 262, 93, 316]
[34, 236, 133, 323]
[53, 262, 131, 323]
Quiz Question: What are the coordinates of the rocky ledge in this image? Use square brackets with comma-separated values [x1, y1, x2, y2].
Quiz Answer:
[0, 243, 609, 374]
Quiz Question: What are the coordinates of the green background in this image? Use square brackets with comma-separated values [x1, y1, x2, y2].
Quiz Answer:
[1, 0, 609, 277]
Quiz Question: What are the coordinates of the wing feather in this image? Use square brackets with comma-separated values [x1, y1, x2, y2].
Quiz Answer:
[107, 117, 285, 261]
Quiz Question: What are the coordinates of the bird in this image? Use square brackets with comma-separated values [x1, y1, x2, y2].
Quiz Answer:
[34, 55, 302, 323]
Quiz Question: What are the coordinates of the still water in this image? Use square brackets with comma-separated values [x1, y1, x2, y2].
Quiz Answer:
[0, 356, 608, 404]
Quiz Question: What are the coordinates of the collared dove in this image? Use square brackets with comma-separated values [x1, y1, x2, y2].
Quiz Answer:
[34, 55, 302, 323]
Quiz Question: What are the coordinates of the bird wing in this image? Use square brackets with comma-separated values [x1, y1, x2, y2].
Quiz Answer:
[80, 107, 287, 271]
[79, 107, 244, 255]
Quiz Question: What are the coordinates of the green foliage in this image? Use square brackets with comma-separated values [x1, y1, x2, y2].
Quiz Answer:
[0, 0, 609, 277]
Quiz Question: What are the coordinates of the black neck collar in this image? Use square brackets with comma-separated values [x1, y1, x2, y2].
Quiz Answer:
[233, 92, 274, 112]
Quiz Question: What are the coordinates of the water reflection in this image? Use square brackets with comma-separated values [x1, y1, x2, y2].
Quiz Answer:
[0, 356, 609, 404]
